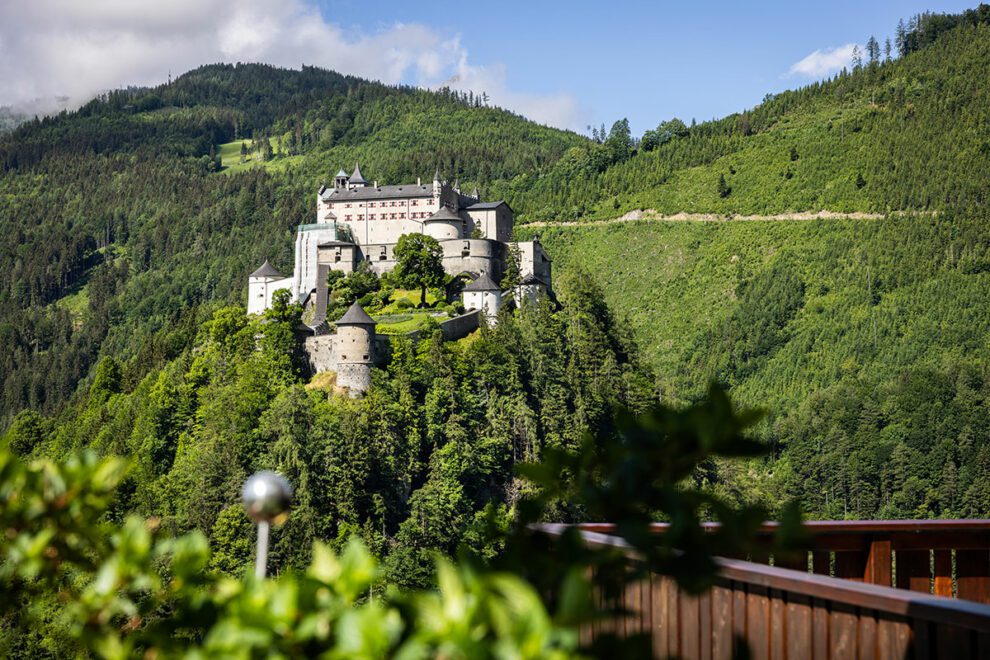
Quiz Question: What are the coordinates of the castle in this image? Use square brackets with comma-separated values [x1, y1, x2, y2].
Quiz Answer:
[248, 165, 552, 395]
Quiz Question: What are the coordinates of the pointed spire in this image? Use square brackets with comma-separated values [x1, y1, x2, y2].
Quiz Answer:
[349, 162, 367, 185]
[433, 165, 441, 182]
[471, 184, 479, 198]
[250, 259, 283, 279]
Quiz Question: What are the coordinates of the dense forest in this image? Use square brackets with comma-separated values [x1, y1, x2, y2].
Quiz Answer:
[3, 3, 990, 577]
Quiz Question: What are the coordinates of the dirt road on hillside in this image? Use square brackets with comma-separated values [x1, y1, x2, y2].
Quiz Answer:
[523, 209, 926, 228]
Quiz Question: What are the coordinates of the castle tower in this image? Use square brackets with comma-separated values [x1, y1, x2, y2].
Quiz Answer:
[334, 168, 349, 190]
[461, 272, 502, 325]
[248, 260, 284, 315]
[333, 301, 376, 395]
[432, 167, 442, 203]
[348, 163, 368, 189]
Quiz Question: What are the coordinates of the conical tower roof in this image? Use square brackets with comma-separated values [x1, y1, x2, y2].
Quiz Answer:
[336, 301, 376, 326]
[250, 259, 283, 279]
[349, 163, 367, 184]
[424, 206, 462, 222]
[335, 168, 348, 178]
[471, 185, 479, 198]
[463, 272, 499, 292]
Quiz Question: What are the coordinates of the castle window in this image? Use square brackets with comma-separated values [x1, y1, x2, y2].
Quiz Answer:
[411, 200, 418, 206]
[368, 202, 375, 208]
[369, 214, 375, 220]
[363, 354, 369, 360]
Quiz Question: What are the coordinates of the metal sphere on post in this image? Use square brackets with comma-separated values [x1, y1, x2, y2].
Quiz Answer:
[242, 471, 293, 579]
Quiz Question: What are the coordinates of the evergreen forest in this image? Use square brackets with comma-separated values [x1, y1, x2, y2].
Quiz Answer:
[3, 9, 990, 652]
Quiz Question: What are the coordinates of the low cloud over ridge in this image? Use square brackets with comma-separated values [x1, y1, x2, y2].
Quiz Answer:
[787, 43, 860, 78]
[0, 0, 580, 129]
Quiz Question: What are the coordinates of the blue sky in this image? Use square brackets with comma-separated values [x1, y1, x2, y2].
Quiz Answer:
[1, 0, 976, 134]
[316, 0, 974, 134]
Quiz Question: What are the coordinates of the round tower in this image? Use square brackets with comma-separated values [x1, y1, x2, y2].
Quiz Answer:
[333, 301, 376, 395]
[423, 206, 463, 240]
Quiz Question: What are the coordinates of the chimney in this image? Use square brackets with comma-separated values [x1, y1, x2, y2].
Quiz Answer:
[417, 177, 422, 186]
[374, 180, 378, 188]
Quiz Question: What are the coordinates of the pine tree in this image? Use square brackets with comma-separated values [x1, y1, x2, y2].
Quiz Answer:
[717, 173, 731, 198]
[896, 19, 908, 56]
[884, 37, 892, 62]
[866, 36, 880, 66]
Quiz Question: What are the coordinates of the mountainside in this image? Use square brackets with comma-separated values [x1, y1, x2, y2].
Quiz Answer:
[3, 7, 990, 529]
[505, 16, 990, 221]
[0, 63, 585, 425]
[524, 16, 990, 519]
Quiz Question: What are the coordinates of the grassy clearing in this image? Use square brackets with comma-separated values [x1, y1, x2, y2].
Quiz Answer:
[217, 138, 301, 174]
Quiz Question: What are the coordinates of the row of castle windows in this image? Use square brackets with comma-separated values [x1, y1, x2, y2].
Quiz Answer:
[343, 213, 412, 221]
[339, 199, 425, 209]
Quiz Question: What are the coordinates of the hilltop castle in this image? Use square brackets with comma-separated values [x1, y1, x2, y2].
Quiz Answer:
[247, 165, 552, 394]
[248, 164, 551, 323]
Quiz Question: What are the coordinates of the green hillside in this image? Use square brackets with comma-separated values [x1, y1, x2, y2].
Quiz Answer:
[523, 15, 990, 519]
[0, 64, 584, 426]
[3, 7, 990, 533]
[504, 15, 990, 221]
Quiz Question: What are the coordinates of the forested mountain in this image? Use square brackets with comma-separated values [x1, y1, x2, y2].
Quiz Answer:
[0, 63, 585, 425]
[3, 3, 990, 590]
[526, 10, 990, 520]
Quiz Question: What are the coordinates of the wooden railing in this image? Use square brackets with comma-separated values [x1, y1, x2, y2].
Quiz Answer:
[535, 521, 990, 659]
[577, 520, 990, 603]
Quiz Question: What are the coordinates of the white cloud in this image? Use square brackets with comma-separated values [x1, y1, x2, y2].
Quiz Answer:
[0, 0, 581, 129]
[787, 43, 860, 78]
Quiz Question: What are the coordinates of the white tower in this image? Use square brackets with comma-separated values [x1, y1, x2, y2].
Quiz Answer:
[461, 272, 502, 325]
[248, 260, 285, 315]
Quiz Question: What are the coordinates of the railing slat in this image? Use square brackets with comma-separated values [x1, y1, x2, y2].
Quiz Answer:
[834, 550, 869, 582]
[934, 549, 953, 598]
[866, 540, 893, 587]
[857, 608, 877, 659]
[894, 549, 931, 594]
[746, 585, 770, 659]
[957, 549, 990, 604]
[785, 593, 812, 660]
[682, 591, 701, 659]
[711, 584, 733, 660]
[651, 572, 665, 659]
[829, 603, 857, 658]
[770, 589, 786, 660]
[699, 589, 713, 660]
[812, 597, 829, 660]
[876, 615, 911, 660]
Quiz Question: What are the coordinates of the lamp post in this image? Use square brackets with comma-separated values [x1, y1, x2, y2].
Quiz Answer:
[242, 471, 293, 579]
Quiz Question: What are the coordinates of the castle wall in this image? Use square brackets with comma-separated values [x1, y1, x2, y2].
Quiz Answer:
[512, 241, 552, 285]
[294, 224, 340, 300]
[441, 239, 506, 280]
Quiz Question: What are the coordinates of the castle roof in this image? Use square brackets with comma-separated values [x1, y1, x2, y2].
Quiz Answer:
[322, 210, 337, 221]
[349, 163, 367, 184]
[424, 206, 463, 222]
[520, 274, 546, 286]
[335, 168, 348, 178]
[318, 240, 356, 248]
[336, 301, 376, 326]
[250, 259, 283, 279]
[321, 183, 433, 202]
[463, 272, 499, 292]
[465, 200, 510, 211]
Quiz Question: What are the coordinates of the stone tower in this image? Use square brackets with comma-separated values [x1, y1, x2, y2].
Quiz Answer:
[333, 301, 376, 395]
